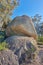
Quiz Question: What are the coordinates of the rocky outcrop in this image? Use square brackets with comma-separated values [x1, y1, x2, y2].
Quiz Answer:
[6, 15, 37, 39]
[0, 50, 19, 65]
[5, 36, 38, 64]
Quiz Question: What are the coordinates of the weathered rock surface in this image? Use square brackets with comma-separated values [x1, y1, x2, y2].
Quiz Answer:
[5, 36, 38, 64]
[38, 50, 43, 64]
[20, 48, 43, 65]
[6, 15, 37, 39]
[0, 50, 19, 65]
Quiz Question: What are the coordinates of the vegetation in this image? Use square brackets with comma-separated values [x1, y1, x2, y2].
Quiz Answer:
[38, 36, 43, 42]
[32, 14, 43, 36]
[37, 36, 43, 45]
[0, 42, 8, 51]
[0, 0, 19, 51]
[0, 0, 18, 29]
[0, 31, 6, 42]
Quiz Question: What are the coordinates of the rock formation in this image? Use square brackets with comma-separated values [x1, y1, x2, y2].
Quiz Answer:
[6, 15, 37, 39]
[4, 15, 38, 65]
[5, 36, 38, 64]
[0, 50, 19, 65]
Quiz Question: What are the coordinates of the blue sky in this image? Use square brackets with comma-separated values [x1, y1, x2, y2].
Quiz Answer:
[11, 0, 43, 22]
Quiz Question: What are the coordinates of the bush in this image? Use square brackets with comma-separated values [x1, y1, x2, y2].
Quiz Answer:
[37, 36, 43, 45]
[38, 36, 43, 42]
[0, 31, 6, 42]
[0, 42, 8, 51]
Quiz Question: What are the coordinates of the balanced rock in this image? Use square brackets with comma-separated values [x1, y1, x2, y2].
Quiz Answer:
[5, 36, 38, 64]
[6, 15, 37, 39]
[0, 50, 19, 65]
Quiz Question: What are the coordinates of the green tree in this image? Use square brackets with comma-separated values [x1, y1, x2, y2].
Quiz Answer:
[0, 0, 18, 29]
[31, 14, 42, 34]
[32, 14, 42, 23]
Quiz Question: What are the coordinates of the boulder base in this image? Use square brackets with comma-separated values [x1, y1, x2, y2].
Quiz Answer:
[5, 36, 38, 64]
[0, 50, 19, 65]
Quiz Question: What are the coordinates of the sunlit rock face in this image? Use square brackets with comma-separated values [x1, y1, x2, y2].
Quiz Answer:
[6, 15, 37, 39]
[0, 50, 19, 65]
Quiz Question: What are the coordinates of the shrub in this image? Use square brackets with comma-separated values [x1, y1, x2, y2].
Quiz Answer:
[0, 42, 8, 51]
[37, 36, 43, 45]
[38, 36, 43, 42]
[0, 31, 6, 42]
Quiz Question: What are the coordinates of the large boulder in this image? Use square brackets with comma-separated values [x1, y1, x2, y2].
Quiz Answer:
[5, 36, 38, 64]
[0, 50, 19, 65]
[6, 15, 37, 39]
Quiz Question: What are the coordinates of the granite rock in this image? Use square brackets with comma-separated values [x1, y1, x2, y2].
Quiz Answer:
[5, 36, 38, 64]
[6, 15, 37, 39]
[0, 50, 19, 65]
